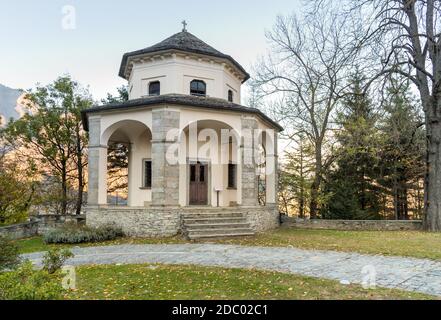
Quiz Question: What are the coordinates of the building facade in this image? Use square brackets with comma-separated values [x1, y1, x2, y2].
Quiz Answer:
[82, 29, 283, 239]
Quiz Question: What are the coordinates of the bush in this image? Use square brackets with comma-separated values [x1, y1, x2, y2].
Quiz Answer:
[0, 261, 65, 300]
[43, 248, 74, 274]
[43, 224, 124, 244]
[0, 236, 20, 271]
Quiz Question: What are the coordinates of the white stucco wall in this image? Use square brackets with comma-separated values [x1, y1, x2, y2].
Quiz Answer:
[128, 55, 242, 103]
[127, 129, 152, 206]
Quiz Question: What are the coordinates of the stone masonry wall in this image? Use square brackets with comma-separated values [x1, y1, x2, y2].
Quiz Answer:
[87, 206, 280, 237]
[33, 215, 86, 234]
[284, 218, 422, 231]
[241, 117, 259, 207]
[244, 206, 280, 233]
[151, 109, 180, 206]
[86, 207, 181, 237]
[0, 215, 85, 240]
[0, 222, 39, 240]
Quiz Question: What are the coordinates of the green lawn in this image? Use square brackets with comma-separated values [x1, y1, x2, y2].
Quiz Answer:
[15, 235, 186, 254]
[217, 228, 441, 260]
[65, 264, 434, 300]
[16, 228, 441, 260]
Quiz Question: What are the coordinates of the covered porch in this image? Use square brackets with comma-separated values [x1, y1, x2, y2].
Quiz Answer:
[87, 113, 278, 209]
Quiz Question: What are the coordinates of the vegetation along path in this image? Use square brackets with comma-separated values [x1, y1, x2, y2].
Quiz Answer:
[23, 244, 441, 297]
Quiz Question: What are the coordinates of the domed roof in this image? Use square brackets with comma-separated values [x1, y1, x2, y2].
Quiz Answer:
[119, 31, 250, 82]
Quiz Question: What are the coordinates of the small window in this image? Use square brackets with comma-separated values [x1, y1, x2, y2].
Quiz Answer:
[149, 81, 160, 96]
[228, 163, 237, 189]
[190, 80, 206, 96]
[228, 90, 233, 102]
[143, 160, 152, 188]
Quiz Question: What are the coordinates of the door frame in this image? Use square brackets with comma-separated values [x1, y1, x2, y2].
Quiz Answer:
[187, 158, 211, 206]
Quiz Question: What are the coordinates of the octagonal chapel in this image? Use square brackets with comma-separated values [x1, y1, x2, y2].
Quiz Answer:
[82, 27, 283, 239]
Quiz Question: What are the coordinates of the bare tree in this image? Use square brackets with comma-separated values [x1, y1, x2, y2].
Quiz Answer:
[253, 6, 361, 218]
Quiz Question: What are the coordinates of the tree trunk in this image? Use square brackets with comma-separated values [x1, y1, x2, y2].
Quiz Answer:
[310, 144, 322, 219]
[403, 187, 409, 220]
[61, 163, 68, 216]
[393, 182, 399, 220]
[424, 112, 441, 231]
[299, 146, 305, 218]
[299, 187, 305, 218]
[310, 178, 320, 219]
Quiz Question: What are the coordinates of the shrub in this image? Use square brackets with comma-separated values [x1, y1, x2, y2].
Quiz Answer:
[43, 224, 124, 244]
[0, 236, 20, 271]
[0, 261, 65, 300]
[43, 248, 74, 274]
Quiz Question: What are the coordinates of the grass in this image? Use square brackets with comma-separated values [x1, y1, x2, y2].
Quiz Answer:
[65, 264, 435, 300]
[16, 228, 441, 261]
[15, 235, 185, 254]
[217, 228, 441, 260]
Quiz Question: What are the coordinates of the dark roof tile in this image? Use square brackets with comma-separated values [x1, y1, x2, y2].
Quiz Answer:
[82, 94, 282, 132]
[119, 31, 250, 82]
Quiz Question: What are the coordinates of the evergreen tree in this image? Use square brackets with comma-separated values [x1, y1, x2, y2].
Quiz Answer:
[377, 80, 425, 220]
[322, 73, 382, 219]
[280, 135, 313, 217]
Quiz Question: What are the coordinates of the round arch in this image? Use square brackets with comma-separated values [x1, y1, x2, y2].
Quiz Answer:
[101, 119, 152, 146]
[178, 119, 241, 207]
[179, 119, 240, 164]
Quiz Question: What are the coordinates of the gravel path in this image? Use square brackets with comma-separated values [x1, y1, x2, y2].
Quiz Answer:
[23, 244, 441, 297]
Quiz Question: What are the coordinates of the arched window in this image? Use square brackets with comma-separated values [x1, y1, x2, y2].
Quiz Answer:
[228, 90, 234, 102]
[190, 80, 206, 96]
[149, 81, 160, 96]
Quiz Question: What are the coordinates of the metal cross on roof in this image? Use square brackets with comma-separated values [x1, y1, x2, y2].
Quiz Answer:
[182, 20, 187, 32]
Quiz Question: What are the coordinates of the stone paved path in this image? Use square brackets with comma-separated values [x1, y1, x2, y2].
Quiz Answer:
[23, 244, 441, 297]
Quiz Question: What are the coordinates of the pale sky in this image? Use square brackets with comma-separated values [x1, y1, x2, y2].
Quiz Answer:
[0, 0, 301, 101]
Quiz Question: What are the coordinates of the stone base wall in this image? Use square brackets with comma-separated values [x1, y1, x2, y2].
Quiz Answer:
[86, 206, 181, 237]
[0, 215, 85, 240]
[31, 214, 86, 234]
[0, 222, 39, 240]
[86, 205, 280, 237]
[244, 206, 280, 233]
[284, 217, 422, 231]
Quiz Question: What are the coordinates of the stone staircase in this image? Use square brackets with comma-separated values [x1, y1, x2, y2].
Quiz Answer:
[182, 209, 255, 240]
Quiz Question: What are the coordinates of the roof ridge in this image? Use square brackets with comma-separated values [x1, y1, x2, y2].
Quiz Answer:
[148, 31, 224, 55]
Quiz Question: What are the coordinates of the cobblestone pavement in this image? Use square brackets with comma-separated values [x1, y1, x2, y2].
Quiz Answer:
[23, 244, 441, 296]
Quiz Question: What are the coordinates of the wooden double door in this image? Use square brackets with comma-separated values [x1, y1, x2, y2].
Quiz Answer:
[189, 162, 208, 205]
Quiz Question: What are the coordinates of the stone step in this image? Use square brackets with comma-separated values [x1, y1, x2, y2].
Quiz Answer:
[185, 222, 251, 230]
[183, 212, 243, 219]
[187, 228, 254, 237]
[188, 232, 255, 240]
[183, 217, 248, 224]
[182, 207, 240, 212]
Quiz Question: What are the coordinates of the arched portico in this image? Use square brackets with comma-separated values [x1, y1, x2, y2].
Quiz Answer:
[85, 105, 280, 237]
[88, 118, 152, 207]
[178, 119, 241, 207]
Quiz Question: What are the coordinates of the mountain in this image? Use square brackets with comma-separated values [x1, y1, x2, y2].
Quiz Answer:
[0, 83, 24, 126]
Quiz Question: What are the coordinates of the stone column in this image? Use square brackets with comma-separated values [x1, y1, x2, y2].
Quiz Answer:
[151, 108, 180, 206]
[241, 116, 258, 207]
[265, 130, 278, 205]
[87, 116, 108, 206]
